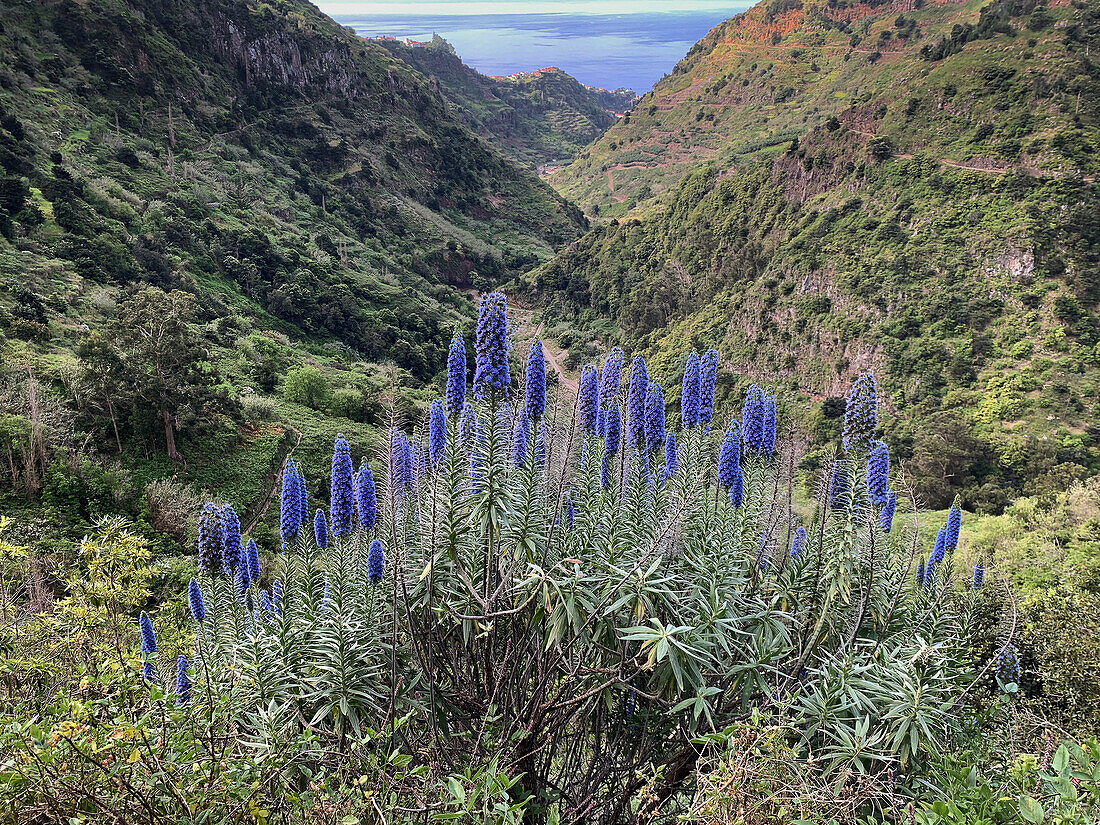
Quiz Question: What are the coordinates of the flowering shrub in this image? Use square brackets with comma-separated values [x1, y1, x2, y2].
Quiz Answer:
[0, 297, 1013, 822]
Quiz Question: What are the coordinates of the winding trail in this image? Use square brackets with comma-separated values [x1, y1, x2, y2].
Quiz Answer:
[506, 298, 578, 397]
[849, 128, 1096, 180]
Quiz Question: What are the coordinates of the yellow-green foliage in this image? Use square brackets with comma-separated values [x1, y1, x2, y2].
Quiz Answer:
[965, 477, 1100, 592]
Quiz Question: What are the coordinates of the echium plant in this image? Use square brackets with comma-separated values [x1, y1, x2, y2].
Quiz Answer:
[445, 330, 466, 418]
[699, 349, 718, 425]
[578, 364, 599, 434]
[842, 371, 877, 452]
[599, 347, 624, 409]
[165, 306, 1000, 825]
[473, 292, 510, 402]
[681, 351, 700, 429]
[330, 434, 355, 535]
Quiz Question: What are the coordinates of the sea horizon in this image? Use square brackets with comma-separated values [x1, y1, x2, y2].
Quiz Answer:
[326, 6, 751, 93]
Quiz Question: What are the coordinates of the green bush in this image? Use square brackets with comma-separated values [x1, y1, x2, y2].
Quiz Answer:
[281, 366, 331, 411]
[241, 392, 279, 423]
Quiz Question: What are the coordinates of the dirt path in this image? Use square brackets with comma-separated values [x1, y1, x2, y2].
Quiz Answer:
[849, 128, 1095, 180]
[535, 322, 578, 394]
[605, 168, 628, 202]
[506, 299, 578, 397]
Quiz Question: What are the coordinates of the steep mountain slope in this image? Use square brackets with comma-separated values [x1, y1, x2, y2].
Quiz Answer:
[375, 36, 637, 170]
[0, 0, 589, 554]
[533, 0, 1100, 510]
[552, 0, 1098, 216]
[0, 0, 586, 378]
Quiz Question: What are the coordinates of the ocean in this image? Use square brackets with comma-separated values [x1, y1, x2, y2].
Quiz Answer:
[326, 8, 750, 94]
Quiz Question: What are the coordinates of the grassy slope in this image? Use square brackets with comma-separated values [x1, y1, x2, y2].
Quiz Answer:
[0, 0, 585, 553]
[552, 0, 1097, 216]
[377, 38, 637, 170]
[532, 0, 1100, 510]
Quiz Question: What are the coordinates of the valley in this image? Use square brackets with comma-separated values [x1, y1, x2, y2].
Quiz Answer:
[0, 0, 1098, 820]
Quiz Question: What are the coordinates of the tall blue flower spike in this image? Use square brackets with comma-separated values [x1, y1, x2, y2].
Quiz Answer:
[866, 440, 890, 507]
[314, 510, 328, 549]
[197, 502, 222, 574]
[916, 557, 926, 586]
[842, 372, 877, 452]
[445, 331, 467, 418]
[880, 491, 897, 533]
[139, 613, 157, 655]
[295, 470, 308, 534]
[429, 399, 447, 468]
[972, 562, 984, 589]
[742, 385, 765, 454]
[246, 538, 261, 584]
[525, 340, 546, 421]
[699, 349, 718, 425]
[565, 492, 576, 529]
[473, 292, 511, 402]
[403, 435, 417, 494]
[761, 393, 776, 459]
[828, 461, 849, 511]
[644, 381, 665, 454]
[729, 465, 744, 508]
[235, 563, 249, 602]
[175, 657, 191, 705]
[681, 351, 700, 429]
[280, 459, 301, 548]
[931, 526, 947, 567]
[220, 504, 243, 576]
[662, 432, 678, 483]
[717, 423, 742, 489]
[142, 661, 158, 684]
[330, 434, 354, 536]
[946, 500, 962, 551]
[356, 461, 377, 531]
[390, 429, 410, 494]
[790, 526, 807, 559]
[599, 347, 624, 409]
[367, 539, 385, 584]
[603, 403, 622, 458]
[512, 411, 531, 468]
[627, 356, 649, 451]
[579, 365, 599, 434]
[188, 579, 205, 623]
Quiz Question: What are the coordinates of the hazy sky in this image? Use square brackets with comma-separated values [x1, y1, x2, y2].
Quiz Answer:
[317, 1, 739, 14]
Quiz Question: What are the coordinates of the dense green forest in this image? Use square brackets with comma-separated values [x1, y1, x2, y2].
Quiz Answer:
[0, 0, 1098, 821]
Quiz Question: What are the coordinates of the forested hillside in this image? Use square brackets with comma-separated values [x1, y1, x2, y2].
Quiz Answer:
[534, 0, 1100, 510]
[0, 0, 584, 555]
[376, 36, 637, 170]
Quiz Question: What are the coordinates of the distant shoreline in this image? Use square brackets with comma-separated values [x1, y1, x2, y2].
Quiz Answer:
[333, 7, 749, 92]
